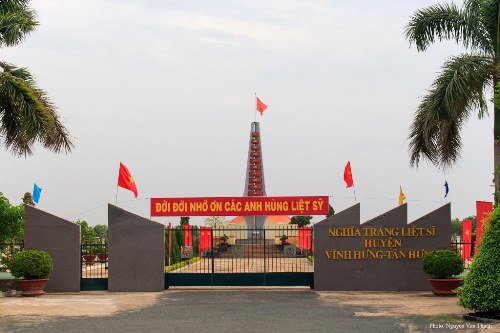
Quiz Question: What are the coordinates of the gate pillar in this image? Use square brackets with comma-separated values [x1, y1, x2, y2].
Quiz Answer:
[108, 204, 165, 291]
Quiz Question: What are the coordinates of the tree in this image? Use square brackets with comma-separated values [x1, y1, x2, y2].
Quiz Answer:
[0, 0, 73, 156]
[0, 192, 24, 243]
[93, 224, 108, 242]
[22, 192, 34, 206]
[75, 220, 96, 244]
[451, 218, 462, 237]
[204, 216, 228, 228]
[180, 217, 190, 225]
[166, 226, 184, 265]
[326, 204, 335, 218]
[290, 216, 313, 227]
[451, 216, 477, 237]
[405, 1, 500, 197]
[459, 206, 500, 315]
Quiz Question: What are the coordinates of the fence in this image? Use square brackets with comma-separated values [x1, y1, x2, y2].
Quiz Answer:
[166, 226, 314, 274]
[0, 242, 24, 272]
[450, 240, 474, 266]
[81, 242, 108, 278]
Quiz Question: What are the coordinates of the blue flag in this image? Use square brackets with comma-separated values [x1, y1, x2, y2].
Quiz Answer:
[33, 183, 42, 204]
[444, 181, 449, 198]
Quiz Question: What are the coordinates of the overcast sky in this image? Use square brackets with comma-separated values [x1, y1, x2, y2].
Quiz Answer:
[0, 0, 492, 226]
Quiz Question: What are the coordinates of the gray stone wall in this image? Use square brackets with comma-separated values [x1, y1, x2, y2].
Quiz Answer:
[314, 203, 451, 291]
[108, 204, 165, 291]
[24, 206, 81, 292]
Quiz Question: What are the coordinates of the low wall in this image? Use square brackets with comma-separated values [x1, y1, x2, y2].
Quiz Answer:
[24, 206, 81, 292]
[108, 204, 165, 291]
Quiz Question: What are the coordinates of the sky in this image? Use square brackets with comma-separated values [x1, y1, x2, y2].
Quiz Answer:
[0, 0, 493, 227]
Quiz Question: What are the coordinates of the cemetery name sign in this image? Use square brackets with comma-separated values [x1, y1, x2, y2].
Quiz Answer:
[314, 203, 451, 291]
[325, 225, 436, 261]
[150, 196, 329, 217]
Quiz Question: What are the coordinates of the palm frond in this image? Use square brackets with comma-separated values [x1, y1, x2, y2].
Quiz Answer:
[0, 62, 74, 156]
[405, 3, 492, 54]
[0, 0, 38, 48]
[464, 0, 482, 13]
[475, 0, 500, 54]
[408, 54, 493, 168]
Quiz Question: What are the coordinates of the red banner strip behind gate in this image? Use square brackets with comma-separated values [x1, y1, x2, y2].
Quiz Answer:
[150, 196, 329, 217]
[183, 224, 192, 246]
[199, 226, 212, 252]
[298, 226, 312, 250]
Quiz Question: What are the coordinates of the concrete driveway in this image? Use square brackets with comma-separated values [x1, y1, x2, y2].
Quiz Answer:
[0, 289, 498, 333]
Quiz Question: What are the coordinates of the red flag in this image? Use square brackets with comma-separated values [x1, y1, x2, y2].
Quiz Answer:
[298, 227, 312, 250]
[198, 226, 212, 252]
[256, 97, 267, 115]
[198, 227, 205, 253]
[344, 161, 354, 188]
[117, 162, 138, 198]
[183, 224, 192, 246]
[475, 201, 493, 255]
[299, 227, 305, 249]
[462, 220, 472, 262]
[206, 227, 212, 251]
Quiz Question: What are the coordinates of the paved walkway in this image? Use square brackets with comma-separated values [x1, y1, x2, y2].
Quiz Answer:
[1, 291, 498, 333]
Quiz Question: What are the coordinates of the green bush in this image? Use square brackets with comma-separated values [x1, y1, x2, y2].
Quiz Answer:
[422, 250, 464, 279]
[166, 227, 182, 265]
[9, 250, 53, 279]
[459, 207, 500, 316]
[165, 256, 200, 272]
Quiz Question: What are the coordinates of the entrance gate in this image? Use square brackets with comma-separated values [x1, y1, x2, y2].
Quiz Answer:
[80, 242, 108, 291]
[165, 226, 314, 287]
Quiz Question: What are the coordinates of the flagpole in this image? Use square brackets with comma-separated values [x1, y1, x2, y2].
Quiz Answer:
[353, 186, 357, 202]
[115, 186, 118, 205]
[254, 92, 257, 122]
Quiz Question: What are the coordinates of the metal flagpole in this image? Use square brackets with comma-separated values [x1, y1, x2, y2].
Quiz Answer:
[115, 186, 118, 205]
[254, 92, 257, 122]
[353, 186, 357, 202]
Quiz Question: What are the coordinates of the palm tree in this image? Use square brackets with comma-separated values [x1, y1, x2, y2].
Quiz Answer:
[0, 0, 73, 156]
[405, 0, 499, 198]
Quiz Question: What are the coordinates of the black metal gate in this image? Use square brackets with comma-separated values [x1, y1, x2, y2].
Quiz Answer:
[80, 242, 108, 291]
[165, 226, 314, 287]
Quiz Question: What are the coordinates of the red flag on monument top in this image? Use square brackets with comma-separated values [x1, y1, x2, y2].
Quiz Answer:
[256, 96, 268, 115]
[117, 162, 138, 198]
[344, 161, 354, 188]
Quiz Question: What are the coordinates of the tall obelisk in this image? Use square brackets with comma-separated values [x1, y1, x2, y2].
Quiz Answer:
[243, 122, 267, 233]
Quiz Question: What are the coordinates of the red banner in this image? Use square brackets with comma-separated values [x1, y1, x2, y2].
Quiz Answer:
[298, 226, 312, 250]
[199, 226, 212, 252]
[462, 219, 472, 262]
[150, 196, 329, 217]
[183, 224, 192, 246]
[475, 201, 493, 255]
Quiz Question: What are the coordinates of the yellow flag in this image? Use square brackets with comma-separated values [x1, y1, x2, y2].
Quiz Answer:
[399, 186, 406, 206]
